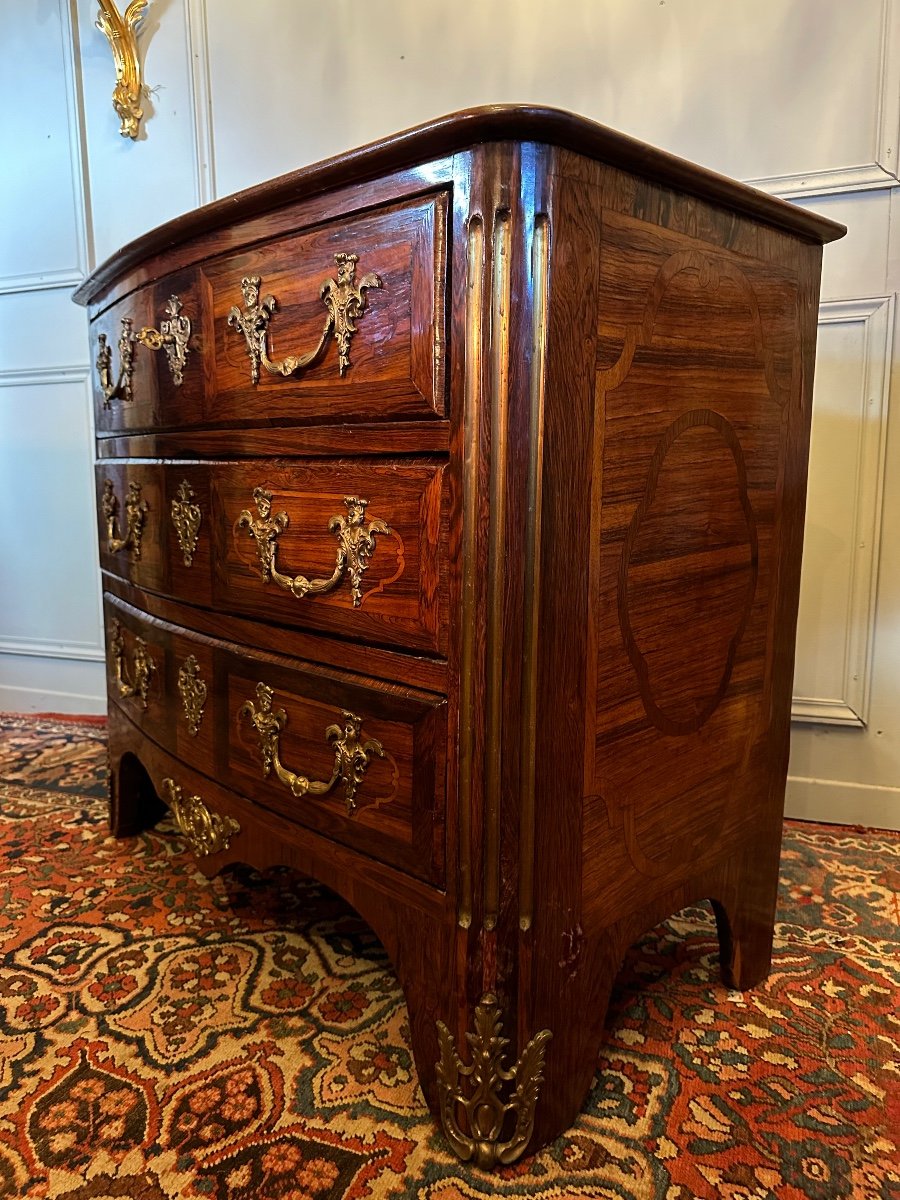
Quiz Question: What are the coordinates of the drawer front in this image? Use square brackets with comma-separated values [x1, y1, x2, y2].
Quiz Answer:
[97, 458, 448, 655]
[203, 192, 447, 424]
[96, 463, 166, 594]
[213, 459, 447, 653]
[91, 267, 204, 435]
[103, 596, 447, 884]
[103, 602, 171, 747]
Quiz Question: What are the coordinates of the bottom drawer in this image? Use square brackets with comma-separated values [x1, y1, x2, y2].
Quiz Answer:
[103, 594, 447, 885]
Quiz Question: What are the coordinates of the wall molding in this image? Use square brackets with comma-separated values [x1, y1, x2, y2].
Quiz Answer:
[0, 1, 90, 292]
[747, 0, 899, 200]
[791, 295, 895, 727]
[0, 365, 104, 669]
[786, 774, 900, 832]
[185, 0, 216, 206]
[748, 162, 898, 200]
[0, 636, 105, 663]
[0, 364, 90, 387]
[0, 679, 106, 717]
[875, 0, 900, 178]
[62, 0, 95, 276]
[0, 268, 85, 297]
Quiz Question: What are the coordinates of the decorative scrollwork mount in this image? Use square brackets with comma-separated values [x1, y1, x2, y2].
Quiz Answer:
[95, 0, 147, 139]
[102, 479, 148, 560]
[161, 778, 240, 858]
[177, 655, 207, 737]
[238, 681, 385, 815]
[436, 993, 552, 1169]
[109, 619, 154, 710]
[171, 479, 202, 567]
[237, 488, 391, 608]
[96, 295, 192, 405]
[227, 253, 381, 384]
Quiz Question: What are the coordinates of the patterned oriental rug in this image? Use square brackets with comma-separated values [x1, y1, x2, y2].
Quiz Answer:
[0, 715, 897, 1200]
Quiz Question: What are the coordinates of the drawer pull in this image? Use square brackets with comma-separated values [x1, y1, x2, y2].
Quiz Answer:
[96, 294, 192, 405]
[226, 254, 381, 384]
[171, 479, 202, 567]
[161, 778, 240, 858]
[177, 655, 207, 736]
[109, 618, 155, 710]
[237, 488, 391, 608]
[239, 681, 385, 815]
[102, 479, 149, 560]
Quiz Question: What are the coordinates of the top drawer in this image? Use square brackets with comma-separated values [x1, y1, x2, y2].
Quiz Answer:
[91, 192, 448, 435]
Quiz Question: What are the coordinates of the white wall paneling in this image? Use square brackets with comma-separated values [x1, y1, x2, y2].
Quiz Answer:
[185, 0, 216, 205]
[75, 0, 202, 264]
[746, 0, 900, 196]
[785, 776, 900, 831]
[792, 297, 894, 726]
[0, 652, 105, 716]
[201, 0, 898, 200]
[0, 0, 88, 292]
[792, 190, 891, 300]
[0, 369, 103, 671]
[0, 289, 90, 375]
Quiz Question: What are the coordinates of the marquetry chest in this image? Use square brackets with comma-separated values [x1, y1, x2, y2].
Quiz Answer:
[73, 106, 844, 1166]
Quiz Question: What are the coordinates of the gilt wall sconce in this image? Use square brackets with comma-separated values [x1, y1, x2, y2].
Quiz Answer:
[96, 0, 149, 139]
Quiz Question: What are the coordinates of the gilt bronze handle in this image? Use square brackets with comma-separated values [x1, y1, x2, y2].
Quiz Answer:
[109, 618, 155, 710]
[102, 479, 148, 560]
[226, 253, 381, 384]
[237, 488, 391, 608]
[161, 778, 240, 858]
[96, 294, 192, 405]
[238, 681, 385, 815]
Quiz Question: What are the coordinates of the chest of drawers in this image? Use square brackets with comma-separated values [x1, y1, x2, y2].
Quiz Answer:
[74, 106, 843, 1167]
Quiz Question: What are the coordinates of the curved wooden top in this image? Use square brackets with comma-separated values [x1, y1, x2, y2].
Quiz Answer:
[73, 104, 845, 307]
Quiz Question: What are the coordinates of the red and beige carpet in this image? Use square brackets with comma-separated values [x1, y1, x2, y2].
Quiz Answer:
[0, 713, 897, 1199]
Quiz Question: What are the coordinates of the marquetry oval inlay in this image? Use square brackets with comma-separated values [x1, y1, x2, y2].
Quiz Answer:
[618, 408, 758, 736]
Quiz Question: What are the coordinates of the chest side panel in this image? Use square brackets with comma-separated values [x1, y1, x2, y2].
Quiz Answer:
[585, 204, 808, 911]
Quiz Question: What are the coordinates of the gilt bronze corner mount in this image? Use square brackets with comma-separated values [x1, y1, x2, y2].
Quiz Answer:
[436, 994, 552, 1169]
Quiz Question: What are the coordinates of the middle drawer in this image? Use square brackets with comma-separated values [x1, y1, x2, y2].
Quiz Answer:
[96, 457, 448, 655]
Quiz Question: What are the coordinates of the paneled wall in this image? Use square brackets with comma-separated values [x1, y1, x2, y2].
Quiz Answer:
[0, 2, 103, 713]
[2, 0, 898, 826]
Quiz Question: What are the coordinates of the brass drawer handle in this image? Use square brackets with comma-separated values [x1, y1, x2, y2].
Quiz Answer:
[109, 618, 155, 710]
[226, 254, 381, 384]
[96, 294, 192, 406]
[239, 681, 385, 815]
[171, 479, 202, 567]
[237, 488, 392, 608]
[102, 479, 148, 560]
[161, 778, 240, 858]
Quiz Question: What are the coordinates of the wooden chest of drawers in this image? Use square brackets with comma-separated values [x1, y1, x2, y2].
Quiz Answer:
[74, 106, 843, 1167]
